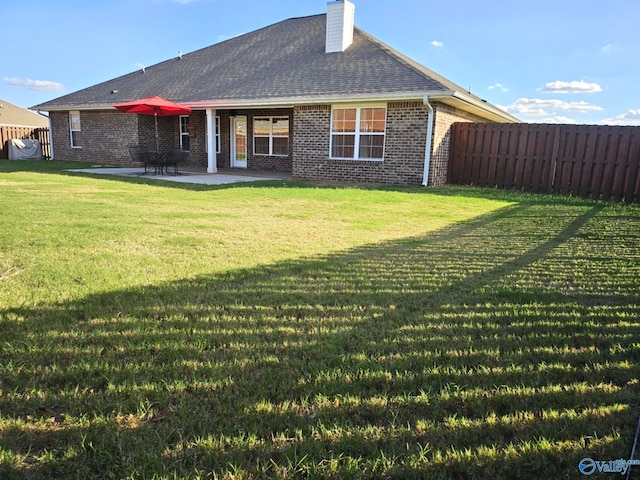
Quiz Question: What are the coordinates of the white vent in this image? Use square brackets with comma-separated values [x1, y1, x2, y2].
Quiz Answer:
[325, 0, 355, 53]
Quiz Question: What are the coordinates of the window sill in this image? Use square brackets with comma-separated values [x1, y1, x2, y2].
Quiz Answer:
[329, 157, 384, 163]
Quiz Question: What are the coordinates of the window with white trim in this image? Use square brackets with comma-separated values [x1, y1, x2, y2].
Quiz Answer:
[254, 117, 289, 156]
[180, 116, 190, 151]
[330, 106, 386, 160]
[205, 116, 221, 154]
[69, 111, 81, 148]
[215, 116, 220, 153]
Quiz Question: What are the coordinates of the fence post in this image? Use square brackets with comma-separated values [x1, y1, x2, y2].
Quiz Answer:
[547, 125, 561, 194]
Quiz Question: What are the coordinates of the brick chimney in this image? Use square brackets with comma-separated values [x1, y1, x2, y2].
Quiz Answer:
[325, 0, 355, 53]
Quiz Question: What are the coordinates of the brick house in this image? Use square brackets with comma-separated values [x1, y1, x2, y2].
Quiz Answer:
[0, 99, 50, 159]
[33, 0, 518, 186]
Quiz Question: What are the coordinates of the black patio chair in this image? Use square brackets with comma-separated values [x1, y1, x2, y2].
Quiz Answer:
[164, 149, 189, 175]
[128, 145, 158, 174]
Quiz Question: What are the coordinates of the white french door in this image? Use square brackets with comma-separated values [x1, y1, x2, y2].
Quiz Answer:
[231, 116, 247, 168]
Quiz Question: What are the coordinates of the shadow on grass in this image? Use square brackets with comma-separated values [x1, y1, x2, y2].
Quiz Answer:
[2, 200, 640, 479]
[6, 160, 635, 204]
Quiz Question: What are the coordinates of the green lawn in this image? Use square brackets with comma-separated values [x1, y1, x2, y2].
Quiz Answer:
[1, 160, 640, 479]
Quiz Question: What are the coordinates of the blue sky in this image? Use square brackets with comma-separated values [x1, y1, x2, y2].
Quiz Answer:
[2, 0, 639, 125]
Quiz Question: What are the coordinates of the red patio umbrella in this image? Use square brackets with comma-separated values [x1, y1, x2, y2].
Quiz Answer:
[114, 96, 192, 153]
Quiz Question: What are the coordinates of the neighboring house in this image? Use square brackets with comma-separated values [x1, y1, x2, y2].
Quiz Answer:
[0, 99, 49, 159]
[33, 0, 518, 185]
[0, 99, 49, 128]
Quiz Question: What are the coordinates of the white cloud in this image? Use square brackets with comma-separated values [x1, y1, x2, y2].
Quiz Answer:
[542, 80, 602, 94]
[488, 83, 509, 93]
[498, 98, 604, 117]
[431, 41, 444, 47]
[600, 44, 614, 54]
[541, 116, 577, 124]
[4, 77, 64, 92]
[601, 109, 640, 126]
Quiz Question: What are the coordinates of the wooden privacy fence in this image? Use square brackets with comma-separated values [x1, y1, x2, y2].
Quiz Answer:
[449, 123, 640, 203]
[0, 126, 51, 159]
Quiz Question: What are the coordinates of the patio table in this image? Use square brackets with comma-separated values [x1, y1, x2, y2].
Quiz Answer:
[128, 146, 186, 175]
[164, 149, 189, 175]
[128, 146, 159, 174]
[150, 151, 169, 175]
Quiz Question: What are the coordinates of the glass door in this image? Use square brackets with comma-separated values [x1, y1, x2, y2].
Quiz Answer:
[231, 116, 247, 168]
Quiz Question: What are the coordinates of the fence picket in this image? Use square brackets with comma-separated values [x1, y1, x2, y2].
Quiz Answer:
[612, 129, 631, 202]
[0, 126, 51, 159]
[449, 123, 640, 203]
[623, 130, 640, 203]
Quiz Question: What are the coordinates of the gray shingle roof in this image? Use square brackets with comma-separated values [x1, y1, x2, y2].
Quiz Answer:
[0, 99, 49, 127]
[33, 14, 498, 112]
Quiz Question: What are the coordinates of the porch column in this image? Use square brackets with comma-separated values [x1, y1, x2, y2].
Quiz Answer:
[206, 108, 217, 173]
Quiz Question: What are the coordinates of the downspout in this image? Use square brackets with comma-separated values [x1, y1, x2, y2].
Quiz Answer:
[422, 96, 435, 186]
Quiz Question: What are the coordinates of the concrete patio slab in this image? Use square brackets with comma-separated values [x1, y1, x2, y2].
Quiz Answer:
[67, 167, 291, 185]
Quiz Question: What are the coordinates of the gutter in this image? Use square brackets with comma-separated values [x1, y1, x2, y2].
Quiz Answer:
[427, 90, 519, 124]
[32, 91, 519, 123]
[184, 92, 426, 109]
[422, 95, 435, 187]
[32, 92, 430, 113]
[46, 113, 54, 160]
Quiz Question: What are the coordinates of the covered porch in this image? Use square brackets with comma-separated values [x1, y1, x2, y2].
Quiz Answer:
[177, 107, 294, 175]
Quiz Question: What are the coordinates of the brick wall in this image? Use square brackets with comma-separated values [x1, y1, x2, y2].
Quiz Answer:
[49, 103, 492, 184]
[430, 103, 488, 186]
[292, 105, 331, 179]
[385, 101, 429, 185]
[51, 110, 141, 164]
[293, 102, 429, 185]
[50, 109, 294, 171]
[50, 110, 182, 165]
[182, 112, 206, 168]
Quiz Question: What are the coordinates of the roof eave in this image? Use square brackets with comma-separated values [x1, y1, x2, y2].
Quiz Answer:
[184, 92, 430, 109]
[425, 90, 519, 123]
[34, 91, 519, 124]
[31, 104, 114, 112]
[33, 92, 429, 112]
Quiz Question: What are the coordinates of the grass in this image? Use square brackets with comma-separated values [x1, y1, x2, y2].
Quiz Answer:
[1, 160, 640, 479]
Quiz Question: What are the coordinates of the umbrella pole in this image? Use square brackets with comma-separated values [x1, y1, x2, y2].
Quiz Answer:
[154, 112, 159, 153]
